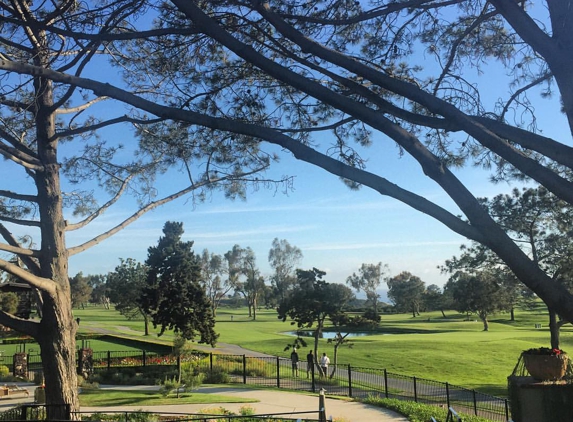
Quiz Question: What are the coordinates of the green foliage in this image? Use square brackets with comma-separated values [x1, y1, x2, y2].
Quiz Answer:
[0, 293, 19, 315]
[0, 366, 10, 377]
[70, 273, 94, 309]
[107, 258, 149, 322]
[277, 268, 354, 354]
[159, 376, 181, 397]
[82, 411, 158, 422]
[363, 396, 495, 422]
[180, 363, 203, 390]
[201, 367, 230, 384]
[140, 222, 217, 345]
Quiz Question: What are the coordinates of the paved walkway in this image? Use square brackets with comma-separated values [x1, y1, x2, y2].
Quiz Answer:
[85, 385, 409, 422]
[0, 383, 408, 421]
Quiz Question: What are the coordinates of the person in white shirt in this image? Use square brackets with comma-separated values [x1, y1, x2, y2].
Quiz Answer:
[319, 352, 330, 377]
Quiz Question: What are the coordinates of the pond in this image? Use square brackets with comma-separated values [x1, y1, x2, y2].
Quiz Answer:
[285, 330, 386, 339]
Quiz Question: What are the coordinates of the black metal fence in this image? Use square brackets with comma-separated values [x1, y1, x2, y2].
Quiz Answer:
[0, 350, 511, 421]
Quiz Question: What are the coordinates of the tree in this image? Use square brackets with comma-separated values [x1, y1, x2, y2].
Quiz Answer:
[199, 249, 232, 317]
[86, 274, 109, 307]
[442, 186, 573, 346]
[7, 0, 573, 404]
[445, 270, 510, 331]
[0, 0, 273, 411]
[346, 262, 389, 316]
[225, 245, 266, 320]
[268, 238, 303, 302]
[277, 267, 354, 376]
[106, 258, 151, 335]
[387, 272, 426, 317]
[423, 284, 452, 318]
[140, 222, 217, 345]
[69, 273, 93, 309]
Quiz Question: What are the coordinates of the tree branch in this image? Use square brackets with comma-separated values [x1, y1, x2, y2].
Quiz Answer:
[0, 258, 55, 294]
[0, 144, 43, 170]
[66, 174, 133, 231]
[0, 215, 41, 227]
[0, 311, 39, 338]
[68, 169, 267, 255]
[0, 224, 41, 275]
[0, 242, 40, 257]
[0, 190, 37, 203]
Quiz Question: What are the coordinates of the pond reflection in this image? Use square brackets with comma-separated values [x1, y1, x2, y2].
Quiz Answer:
[285, 330, 384, 339]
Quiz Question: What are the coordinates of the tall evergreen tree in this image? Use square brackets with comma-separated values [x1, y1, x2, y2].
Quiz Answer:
[140, 222, 217, 346]
[107, 258, 151, 335]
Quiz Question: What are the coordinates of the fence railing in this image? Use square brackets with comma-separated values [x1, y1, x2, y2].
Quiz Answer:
[0, 350, 511, 421]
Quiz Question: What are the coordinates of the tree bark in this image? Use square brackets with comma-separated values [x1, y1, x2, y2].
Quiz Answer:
[549, 309, 560, 350]
[31, 36, 79, 413]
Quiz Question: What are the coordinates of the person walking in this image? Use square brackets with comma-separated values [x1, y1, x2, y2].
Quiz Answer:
[306, 350, 314, 378]
[290, 348, 300, 377]
[320, 352, 330, 378]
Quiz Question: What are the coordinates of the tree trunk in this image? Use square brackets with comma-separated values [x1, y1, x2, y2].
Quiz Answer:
[481, 315, 489, 331]
[143, 314, 150, 336]
[510, 307, 515, 322]
[440, 309, 447, 318]
[37, 297, 78, 419]
[33, 62, 79, 414]
[549, 309, 560, 350]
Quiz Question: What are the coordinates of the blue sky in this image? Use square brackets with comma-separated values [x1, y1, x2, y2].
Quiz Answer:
[2, 2, 569, 301]
[63, 138, 513, 294]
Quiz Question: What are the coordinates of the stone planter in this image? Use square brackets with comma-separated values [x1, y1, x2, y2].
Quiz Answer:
[523, 353, 569, 381]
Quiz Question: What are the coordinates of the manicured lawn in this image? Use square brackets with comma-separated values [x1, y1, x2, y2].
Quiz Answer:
[79, 389, 258, 406]
[72, 304, 572, 396]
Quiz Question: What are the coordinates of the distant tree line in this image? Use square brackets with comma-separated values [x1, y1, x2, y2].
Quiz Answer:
[71, 185, 571, 347]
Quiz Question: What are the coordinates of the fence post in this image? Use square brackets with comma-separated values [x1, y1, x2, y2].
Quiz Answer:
[413, 376, 418, 402]
[107, 351, 111, 370]
[311, 361, 315, 393]
[276, 357, 280, 388]
[142, 351, 146, 368]
[347, 365, 352, 397]
[504, 398, 510, 421]
[446, 382, 451, 409]
[473, 389, 478, 416]
[242, 355, 247, 384]
[384, 369, 389, 398]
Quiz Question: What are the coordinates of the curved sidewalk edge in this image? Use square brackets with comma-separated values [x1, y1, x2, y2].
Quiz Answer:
[84, 386, 409, 422]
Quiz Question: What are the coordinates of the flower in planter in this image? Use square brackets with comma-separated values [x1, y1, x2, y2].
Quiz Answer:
[521, 347, 569, 381]
[523, 347, 566, 356]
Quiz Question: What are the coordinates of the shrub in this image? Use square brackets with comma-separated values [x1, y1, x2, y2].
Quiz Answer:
[0, 366, 10, 377]
[180, 365, 203, 390]
[362, 396, 495, 422]
[82, 411, 158, 422]
[202, 367, 230, 384]
[159, 377, 181, 397]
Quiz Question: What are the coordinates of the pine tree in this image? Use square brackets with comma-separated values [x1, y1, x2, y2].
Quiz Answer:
[141, 221, 218, 346]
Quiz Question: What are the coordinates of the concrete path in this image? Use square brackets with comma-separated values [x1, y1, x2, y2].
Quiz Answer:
[83, 385, 409, 422]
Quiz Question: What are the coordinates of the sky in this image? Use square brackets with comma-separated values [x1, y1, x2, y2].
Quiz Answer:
[62, 137, 516, 298]
[2, 1, 570, 302]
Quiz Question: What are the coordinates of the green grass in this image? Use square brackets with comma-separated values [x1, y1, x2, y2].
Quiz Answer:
[72, 304, 569, 397]
[78, 389, 258, 407]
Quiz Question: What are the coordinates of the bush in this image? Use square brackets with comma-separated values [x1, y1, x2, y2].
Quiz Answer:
[180, 365, 203, 390]
[362, 309, 381, 323]
[362, 396, 496, 422]
[90, 366, 176, 385]
[0, 365, 10, 378]
[202, 367, 230, 384]
[82, 411, 158, 422]
[159, 377, 181, 397]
